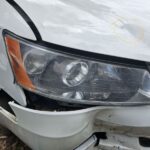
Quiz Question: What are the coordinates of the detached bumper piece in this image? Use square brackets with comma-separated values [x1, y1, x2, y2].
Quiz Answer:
[1, 101, 150, 150]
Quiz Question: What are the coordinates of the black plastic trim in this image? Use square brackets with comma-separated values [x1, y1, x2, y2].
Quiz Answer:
[6, 0, 42, 41]
[40, 40, 148, 69]
[3, 30, 148, 70]
[139, 137, 150, 147]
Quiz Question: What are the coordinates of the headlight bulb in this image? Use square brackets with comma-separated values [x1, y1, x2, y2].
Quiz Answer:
[62, 61, 89, 87]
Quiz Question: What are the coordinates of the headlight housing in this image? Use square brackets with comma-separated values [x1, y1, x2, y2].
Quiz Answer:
[4, 33, 150, 106]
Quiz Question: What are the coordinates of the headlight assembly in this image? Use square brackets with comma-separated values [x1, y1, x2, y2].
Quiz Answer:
[4, 34, 150, 106]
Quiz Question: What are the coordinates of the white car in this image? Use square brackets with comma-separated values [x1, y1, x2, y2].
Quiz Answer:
[0, 0, 150, 150]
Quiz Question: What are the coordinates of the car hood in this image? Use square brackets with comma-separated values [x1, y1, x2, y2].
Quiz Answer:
[14, 0, 150, 62]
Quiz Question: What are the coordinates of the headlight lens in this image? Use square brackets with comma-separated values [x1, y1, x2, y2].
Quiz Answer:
[5, 34, 150, 106]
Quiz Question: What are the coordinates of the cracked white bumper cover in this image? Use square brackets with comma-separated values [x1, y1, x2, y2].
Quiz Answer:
[1, 101, 150, 150]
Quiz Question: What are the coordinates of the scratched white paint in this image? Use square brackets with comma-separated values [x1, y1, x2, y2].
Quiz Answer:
[15, 0, 150, 62]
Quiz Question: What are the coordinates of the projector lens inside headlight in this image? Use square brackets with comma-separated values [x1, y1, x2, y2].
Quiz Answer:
[62, 61, 89, 87]
[5, 34, 150, 106]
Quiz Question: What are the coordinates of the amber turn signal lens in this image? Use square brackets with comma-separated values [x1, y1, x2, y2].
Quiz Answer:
[5, 36, 35, 90]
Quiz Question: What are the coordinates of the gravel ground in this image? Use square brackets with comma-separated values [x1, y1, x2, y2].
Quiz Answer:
[0, 125, 31, 150]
